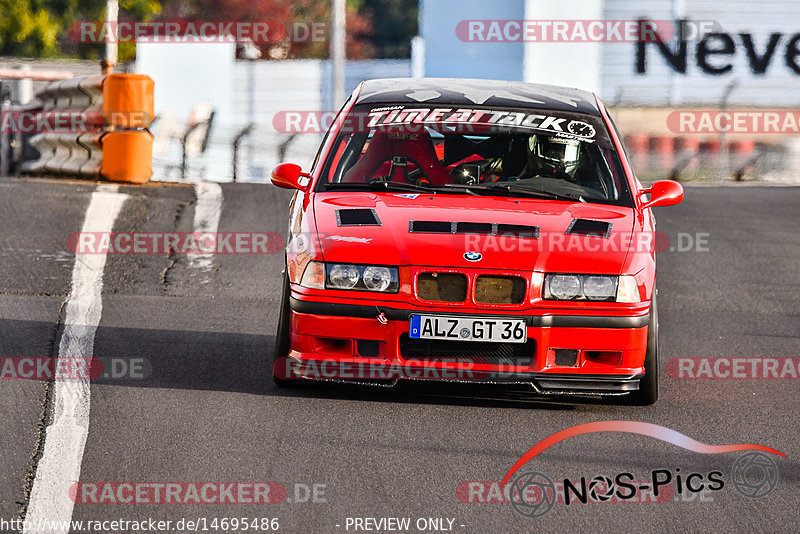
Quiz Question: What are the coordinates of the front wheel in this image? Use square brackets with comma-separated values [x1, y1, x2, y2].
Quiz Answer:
[627, 293, 659, 405]
[271, 269, 298, 388]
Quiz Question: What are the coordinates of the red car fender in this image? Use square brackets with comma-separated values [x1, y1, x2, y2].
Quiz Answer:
[596, 95, 656, 302]
[286, 83, 364, 282]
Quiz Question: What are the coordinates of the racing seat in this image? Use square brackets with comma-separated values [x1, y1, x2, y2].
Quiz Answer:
[499, 137, 530, 179]
[342, 129, 450, 185]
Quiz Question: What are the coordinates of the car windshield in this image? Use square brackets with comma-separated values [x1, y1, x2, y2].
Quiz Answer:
[317, 104, 632, 206]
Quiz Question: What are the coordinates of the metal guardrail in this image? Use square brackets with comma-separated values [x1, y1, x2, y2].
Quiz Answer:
[6, 73, 156, 183]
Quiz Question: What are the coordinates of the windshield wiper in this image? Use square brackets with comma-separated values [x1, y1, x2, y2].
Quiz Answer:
[325, 181, 435, 194]
[488, 183, 587, 203]
[430, 184, 481, 196]
[440, 183, 585, 202]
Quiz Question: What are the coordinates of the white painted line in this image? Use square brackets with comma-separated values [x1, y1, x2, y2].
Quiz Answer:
[24, 185, 127, 534]
[189, 182, 223, 273]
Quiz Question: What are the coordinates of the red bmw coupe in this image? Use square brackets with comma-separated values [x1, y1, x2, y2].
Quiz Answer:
[270, 78, 683, 405]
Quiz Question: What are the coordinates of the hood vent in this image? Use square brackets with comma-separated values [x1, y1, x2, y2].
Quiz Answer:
[409, 220, 453, 233]
[497, 224, 539, 238]
[566, 219, 612, 238]
[456, 222, 493, 234]
[409, 221, 538, 238]
[336, 208, 381, 226]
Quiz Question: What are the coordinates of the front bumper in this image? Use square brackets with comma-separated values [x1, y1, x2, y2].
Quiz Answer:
[280, 297, 650, 395]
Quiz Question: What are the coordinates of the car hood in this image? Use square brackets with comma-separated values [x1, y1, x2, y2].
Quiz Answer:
[313, 192, 635, 274]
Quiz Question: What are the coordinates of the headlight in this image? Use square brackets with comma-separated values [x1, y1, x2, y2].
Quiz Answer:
[328, 264, 360, 289]
[546, 274, 582, 300]
[544, 274, 639, 302]
[362, 266, 393, 292]
[324, 263, 399, 293]
[583, 275, 616, 301]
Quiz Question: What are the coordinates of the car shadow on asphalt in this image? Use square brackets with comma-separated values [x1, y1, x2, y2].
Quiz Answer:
[3, 319, 630, 411]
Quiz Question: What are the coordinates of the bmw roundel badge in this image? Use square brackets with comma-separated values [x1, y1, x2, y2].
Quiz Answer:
[464, 251, 482, 262]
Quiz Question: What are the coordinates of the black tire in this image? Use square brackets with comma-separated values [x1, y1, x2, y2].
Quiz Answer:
[627, 292, 659, 405]
[271, 269, 298, 388]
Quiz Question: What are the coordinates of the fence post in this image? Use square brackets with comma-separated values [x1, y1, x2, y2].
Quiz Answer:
[0, 83, 10, 176]
[180, 111, 215, 181]
[232, 123, 254, 182]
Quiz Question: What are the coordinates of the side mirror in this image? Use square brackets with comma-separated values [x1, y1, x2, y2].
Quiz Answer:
[639, 180, 684, 209]
[270, 162, 311, 190]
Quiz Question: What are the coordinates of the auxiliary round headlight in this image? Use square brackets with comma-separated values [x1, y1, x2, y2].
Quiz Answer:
[362, 266, 392, 292]
[328, 264, 360, 289]
[547, 274, 581, 300]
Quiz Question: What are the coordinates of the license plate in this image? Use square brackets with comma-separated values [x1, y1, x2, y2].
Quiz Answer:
[409, 315, 527, 343]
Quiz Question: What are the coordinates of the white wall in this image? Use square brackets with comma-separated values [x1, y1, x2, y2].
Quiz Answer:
[135, 42, 235, 123]
[523, 0, 603, 93]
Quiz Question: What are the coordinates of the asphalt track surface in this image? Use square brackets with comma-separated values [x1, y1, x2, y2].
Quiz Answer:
[0, 176, 798, 533]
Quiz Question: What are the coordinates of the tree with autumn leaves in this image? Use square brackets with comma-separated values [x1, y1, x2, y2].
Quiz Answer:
[0, 0, 418, 60]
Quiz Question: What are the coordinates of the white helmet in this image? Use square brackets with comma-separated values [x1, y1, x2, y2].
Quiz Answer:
[531, 136, 580, 173]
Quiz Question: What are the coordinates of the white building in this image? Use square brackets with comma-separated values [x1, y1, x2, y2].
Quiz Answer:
[420, 0, 800, 107]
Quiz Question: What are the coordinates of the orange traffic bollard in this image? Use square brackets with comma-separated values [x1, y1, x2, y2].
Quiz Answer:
[101, 130, 153, 184]
[102, 74, 155, 128]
